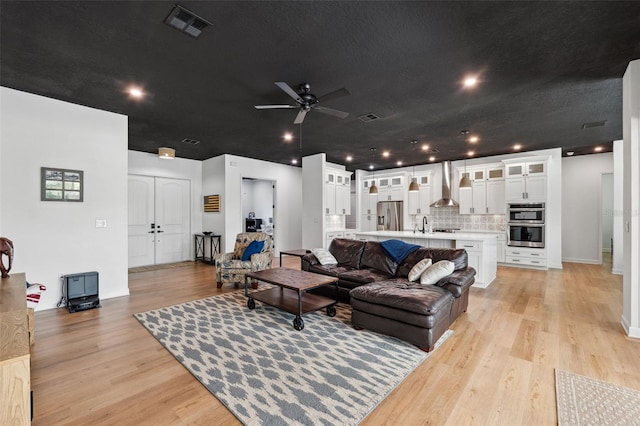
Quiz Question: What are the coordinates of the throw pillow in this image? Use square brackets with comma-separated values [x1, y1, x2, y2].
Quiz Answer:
[380, 239, 421, 264]
[311, 248, 338, 266]
[420, 260, 455, 285]
[241, 240, 265, 261]
[408, 258, 432, 282]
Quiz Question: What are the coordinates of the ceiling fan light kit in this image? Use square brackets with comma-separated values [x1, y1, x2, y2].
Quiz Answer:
[255, 82, 350, 124]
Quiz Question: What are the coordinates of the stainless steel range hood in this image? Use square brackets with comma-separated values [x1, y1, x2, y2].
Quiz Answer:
[430, 160, 460, 208]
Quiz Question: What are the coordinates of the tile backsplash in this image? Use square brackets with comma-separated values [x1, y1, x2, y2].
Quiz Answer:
[412, 207, 506, 231]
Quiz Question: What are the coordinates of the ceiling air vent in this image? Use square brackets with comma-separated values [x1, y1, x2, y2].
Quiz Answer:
[181, 138, 201, 145]
[357, 113, 380, 123]
[430, 148, 440, 153]
[582, 120, 607, 129]
[164, 5, 212, 39]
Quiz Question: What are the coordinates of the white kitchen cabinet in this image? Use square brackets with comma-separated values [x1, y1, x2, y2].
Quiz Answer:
[456, 237, 497, 288]
[325, 170, 351, 215]
[377, 175, 404, 201]
[458, 164, 503, 215]
[504, 159, 547, 202]
[505, 247, 546, 268]
[361, 179, 378, 215]
[361, 215, 377, 232]
[486, 180, 506, 214]
[496, 232, 506, 263]
[407, 173, 433, 215]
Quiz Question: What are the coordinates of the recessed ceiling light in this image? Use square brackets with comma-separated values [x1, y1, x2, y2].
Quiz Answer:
[463, 76, 478, 88]
[567, 151, 575, 156]
[594, 146, 603, 152]
[127, 86, 144, 99]
[291, 159, 298, 164]
[283, 132, 293, 142]
[467, 150, 475, 157]
[396, 161, 403, 166]
[369, 164, 374, 170]
[429, 156, 436, 162]
[513, 143, 522, 151]
[346, 155, 353, 162]
[469, 136, 479, 143]
[421, 144, 430, 151]
[382, 151, 390, 158]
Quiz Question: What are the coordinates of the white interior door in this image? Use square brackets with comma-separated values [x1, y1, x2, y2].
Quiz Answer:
[128, 175, 191, 267]
[155, 177, 190, 264]
[128, 175, 155, 267]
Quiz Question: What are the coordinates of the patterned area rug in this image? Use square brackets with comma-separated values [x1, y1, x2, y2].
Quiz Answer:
[135, 290, 451, 426]
[555, 369, 640, 425]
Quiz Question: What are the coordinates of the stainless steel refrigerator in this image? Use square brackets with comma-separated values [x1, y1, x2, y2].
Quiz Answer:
[376, 201, 403, 231]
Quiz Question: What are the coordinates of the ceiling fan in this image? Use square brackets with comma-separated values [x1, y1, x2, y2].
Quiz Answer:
[255, 82, 351, 124]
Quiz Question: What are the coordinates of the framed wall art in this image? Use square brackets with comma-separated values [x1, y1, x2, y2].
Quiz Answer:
[41, 167, 84, 202]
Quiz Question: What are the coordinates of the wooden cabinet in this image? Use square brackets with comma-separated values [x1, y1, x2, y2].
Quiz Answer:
[1, 273, 31, 426]
[407, 173, 433, 215]
[504, 159, 547, 202]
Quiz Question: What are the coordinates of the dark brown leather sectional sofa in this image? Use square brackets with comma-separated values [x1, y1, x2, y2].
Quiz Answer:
[302, 238, 476, 351]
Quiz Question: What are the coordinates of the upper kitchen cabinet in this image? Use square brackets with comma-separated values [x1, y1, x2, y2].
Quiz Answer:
[407, 173, 433, 215]
[325, 169, 352, 215]
[503, 157, 547, 202]
[377, 175, 404, 201]
[457, 164, 505, 214]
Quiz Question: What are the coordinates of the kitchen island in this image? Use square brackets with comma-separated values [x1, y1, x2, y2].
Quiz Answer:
[354, 230, 497, 288]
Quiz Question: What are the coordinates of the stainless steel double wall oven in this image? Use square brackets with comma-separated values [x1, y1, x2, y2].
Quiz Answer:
[507, 203, 545, 248]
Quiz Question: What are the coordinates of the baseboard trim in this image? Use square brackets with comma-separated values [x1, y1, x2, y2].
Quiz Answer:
[621, 316, 640, 339]
[611, 267, 623, 275]
[561, 258, 600, 265]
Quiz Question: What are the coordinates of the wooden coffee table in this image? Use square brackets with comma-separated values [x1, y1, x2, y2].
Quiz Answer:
[244, 267, 339, 331]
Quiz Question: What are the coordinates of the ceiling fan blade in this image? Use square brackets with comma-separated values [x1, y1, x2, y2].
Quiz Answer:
[313, 105, 349, 119]
[254, 105, 297, 109]
[275, 82, 302, 102]
[317, 87, 351, 103]
[294, 109, 308, 124]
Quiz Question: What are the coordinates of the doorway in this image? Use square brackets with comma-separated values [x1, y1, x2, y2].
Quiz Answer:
[128, 175, 191, 267]
[242, 178, 275, 249]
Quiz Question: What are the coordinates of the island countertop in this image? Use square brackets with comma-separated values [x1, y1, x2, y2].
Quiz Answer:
[354, 230, 499, 241]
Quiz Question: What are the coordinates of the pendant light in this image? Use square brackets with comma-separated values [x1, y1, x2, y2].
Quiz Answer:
[408, 165, 420, 192]
[459, 130, 472, 188]
[408, 141, 420, 191]
[369, 148, 378, 194]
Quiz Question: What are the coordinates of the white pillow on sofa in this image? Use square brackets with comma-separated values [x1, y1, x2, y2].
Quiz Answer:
[420, 260, 455, 285]
[408, 258, 432, 282]
[311, 248, 338, 266]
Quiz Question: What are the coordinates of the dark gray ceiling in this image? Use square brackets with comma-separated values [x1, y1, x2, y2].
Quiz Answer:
[2, 1, 639, 171]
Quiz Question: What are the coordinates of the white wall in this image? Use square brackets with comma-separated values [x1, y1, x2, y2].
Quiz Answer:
[128, 151, 203, 258]
[613, 140, 624, 274]
[0, 87, 129, 310]
[302, 154, 325, 249]
[602, 173, 613, 252]
[203, 154, 302, 254]
[622, 60, 640, 338]
[561, 153, 613, 263]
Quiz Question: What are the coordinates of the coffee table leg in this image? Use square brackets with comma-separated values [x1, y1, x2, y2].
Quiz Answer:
[293, 316, 304, 331]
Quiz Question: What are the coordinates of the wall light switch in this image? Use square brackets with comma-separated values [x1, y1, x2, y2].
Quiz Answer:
[96, 219, 107, 228]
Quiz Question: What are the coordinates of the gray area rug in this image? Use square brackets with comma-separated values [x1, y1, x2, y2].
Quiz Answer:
[555, 369, 640, 426]
[135, 290, 451, 426]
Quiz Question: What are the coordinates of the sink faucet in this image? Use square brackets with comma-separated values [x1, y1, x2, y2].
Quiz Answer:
[421, 216, 428, 234]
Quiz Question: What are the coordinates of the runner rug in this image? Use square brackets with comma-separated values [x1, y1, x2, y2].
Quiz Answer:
[555, 369, 640, 425]
[135, 290, 452, 426]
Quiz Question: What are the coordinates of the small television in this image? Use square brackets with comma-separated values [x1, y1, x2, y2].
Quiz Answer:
[64, 271, 100, 312]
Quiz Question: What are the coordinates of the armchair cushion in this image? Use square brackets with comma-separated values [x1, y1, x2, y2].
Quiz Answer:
[242, 240, 265, 261]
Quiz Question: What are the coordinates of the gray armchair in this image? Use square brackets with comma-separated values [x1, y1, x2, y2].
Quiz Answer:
[213, 232, 273, 288]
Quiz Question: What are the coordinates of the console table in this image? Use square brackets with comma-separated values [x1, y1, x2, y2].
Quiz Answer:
[1, 272, 32, 425]
[194, 233, 221, 264]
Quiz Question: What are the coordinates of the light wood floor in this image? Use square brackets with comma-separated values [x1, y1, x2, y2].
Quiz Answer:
[31, 255, 640, 425]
